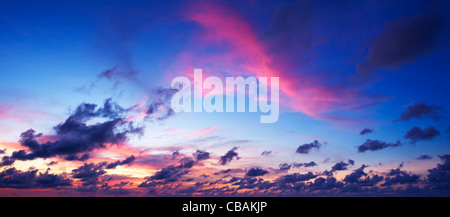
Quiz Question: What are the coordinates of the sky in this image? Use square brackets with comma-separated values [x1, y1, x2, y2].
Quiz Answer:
[0, 0, 450, 196]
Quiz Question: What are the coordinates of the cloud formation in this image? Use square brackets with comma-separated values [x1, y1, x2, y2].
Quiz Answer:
[1, 0, 450, 197]
[72, 162, 107, 192]
[261, 151, 273, 156]
[360, 128, 374, 135]
[0, 100, 143, 167]
[279, 161, 318, 171]
[395, 102, 442, 122]
[357, 139, 401, 153]
[296, 140, 322, 154]
[417, 155, 432, 160]
[218, 147, 240, 165]
[427, 155, 450, 190]
[106, 155, 136, 169]
[245, 168, 269, 177]
[0, 168, 72, 189]
[193, 150, 210, 161]
[357, 6, 445, 79]
[331, 159, 355, 171]
[404, 126, 440, 144]
[381, 165, 420, 186]
[145, 87, 178, 121]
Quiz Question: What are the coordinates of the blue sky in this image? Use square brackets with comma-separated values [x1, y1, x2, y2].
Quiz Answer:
[0, 0, 450, 196]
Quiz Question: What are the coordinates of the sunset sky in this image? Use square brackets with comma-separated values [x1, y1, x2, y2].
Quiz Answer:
[1, 0, 450, 196]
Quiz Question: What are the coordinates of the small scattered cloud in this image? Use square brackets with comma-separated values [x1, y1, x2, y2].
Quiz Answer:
[0, 168, 72, 189]
[404, 126, 440, 144]
[358, 139, 401, 153]
[331, 159, 355, 171]
[278, 163, 292, 171]
[395, 102, 442, 122]
[416, 155, 432, 160]
[106, 155, 136, 169]
[381, 165, 420, 186]
[261, 150, 273, 156]
[296, 140, 322, 154]
[245, 168, 269, 177]
[279, 161, 318, 171]
[145, 87, 178, 121]
[47, 161, 58, 166]
[360, 128, 374, 135]
[193, 150, 210, 161]
[293, 161, 318, 168]
[218, 147, 240, 165]
[356, 6, 445, 80]
[0, 98, 145, 167]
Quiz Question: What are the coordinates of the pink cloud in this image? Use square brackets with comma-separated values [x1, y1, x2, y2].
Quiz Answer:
[162, 2, 380, 120]
[0, 104, 54, 125]
[160, 126, 219, 139]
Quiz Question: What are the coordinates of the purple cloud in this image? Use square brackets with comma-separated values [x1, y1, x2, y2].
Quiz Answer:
[360, 128, 374, 135]
[417, 155, 432, 160]
[218, 147, 240, 165]
[395, 102, 442, 122]
[0, 168, 72, 189]
[404, 126, 440, 144]
[358, 139, 401, 153]
[296, 140, 322, 154]
[356, 6, 445, 79]
[245, 168, 269, 177]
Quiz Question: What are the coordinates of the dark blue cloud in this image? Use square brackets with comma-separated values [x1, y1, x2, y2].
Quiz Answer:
[357, 139, 401, 153]
[106, 155, 136, 169]
[193, 150, 210, 161]
[381, 166, 420, 186]
[279, 161, 318, 171]
[293, 161, 317, 168]
[145, 87, 178, 121]
[360, 128, 374, 135]
[218, 147, 240, 165]
[343, 165, 383, 187]
[296, 140, 321, 154]
[97, 66, 138, 81]
[0, 156, 14, 167]
[395, 102, 442, 122]
[0, 168, 72, 189]
[277, 172, 317, 184]
[231, 177, 275, 190]
[306, 177, 343, 191]
[416, 155, 432, 160]
[142, 165, 189, 184]
[279, 163, 292, 171]
[427, 155, 450, 191]
[262, 0, 314, 54]
[404, 126, 440, 144]
[72, 162, 107, 192]
[179, 157, 196, 169]
[245, 168, 269, 177]
[64, 153, 90, 161]
[356, 6, 445, 79]
[47, 161, 58, 166]
[343, 165, 368, 183]
[0, 100, 143, 167]
[331, 159, 354, 171]
[139, 152, 204, 188]
[213, 168, 244, 176]
[261, 150, 273, 156]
